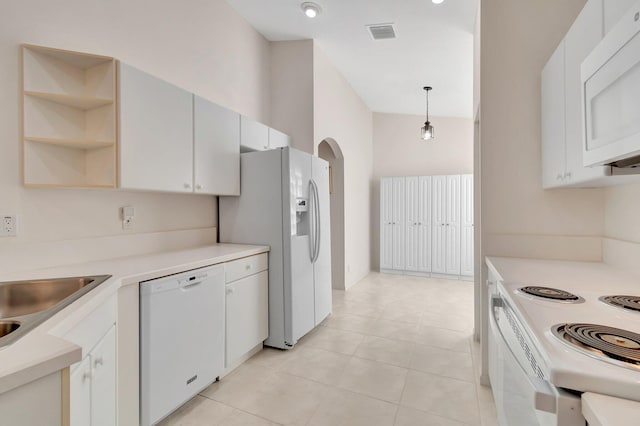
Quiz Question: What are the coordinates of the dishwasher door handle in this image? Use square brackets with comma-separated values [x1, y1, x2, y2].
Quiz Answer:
[181, 281, 203, 290]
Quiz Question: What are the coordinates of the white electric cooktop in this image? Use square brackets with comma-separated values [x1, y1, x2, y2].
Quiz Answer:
[489, 258, 640, 402]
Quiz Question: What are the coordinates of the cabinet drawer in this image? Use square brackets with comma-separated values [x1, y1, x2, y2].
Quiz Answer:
[64, 294, 116, 360]
[225, 253, 268, 283]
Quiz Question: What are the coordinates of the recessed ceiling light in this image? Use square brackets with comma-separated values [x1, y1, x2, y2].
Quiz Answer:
[432, 0, 444, 4]
[301, 2, 322, 18]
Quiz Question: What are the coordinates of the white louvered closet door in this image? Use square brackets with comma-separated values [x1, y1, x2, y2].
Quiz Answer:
[431, 176, 447, 274]
[417, 176, 432, 273]
[445, 175, 461, 275]
[405, 177, 419, 272]
[392, 177, 406, 270]
[460, 174, 474, 277]
[380, 178, 394, 270]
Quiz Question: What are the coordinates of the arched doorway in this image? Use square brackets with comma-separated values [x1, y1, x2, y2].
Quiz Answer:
[318, 138, 345, 290]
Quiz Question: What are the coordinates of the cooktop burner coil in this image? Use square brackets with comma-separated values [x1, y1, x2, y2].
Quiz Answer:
[519, 286, 583, 302]
[552, 323, 640, 370]
[599, 295, 640, 313]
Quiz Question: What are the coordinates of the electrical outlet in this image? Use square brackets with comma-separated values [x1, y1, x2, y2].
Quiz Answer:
[121, 206, 135, 230]
[1, 216, 17, 237]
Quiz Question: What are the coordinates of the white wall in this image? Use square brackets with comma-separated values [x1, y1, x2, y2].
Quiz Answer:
[314, 43, 373, 289]
[477, 0, 603, 384]
[270, 40, 314, 153]
[602, 183, 640, 276]
[480, 0, 603, 262]
[0, 0, 270, 254]
[371, 112, 474, 270]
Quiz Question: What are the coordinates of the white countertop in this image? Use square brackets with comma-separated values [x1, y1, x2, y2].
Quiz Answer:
[0, 243, 269, 395]
[582, 393, 640, 426]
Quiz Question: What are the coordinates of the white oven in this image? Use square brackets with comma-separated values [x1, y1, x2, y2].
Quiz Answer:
[582, 1, 640, 167]
[487, 282, 583, 426]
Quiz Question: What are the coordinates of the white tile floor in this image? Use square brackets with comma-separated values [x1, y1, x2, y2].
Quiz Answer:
[160, 272, 498, 426]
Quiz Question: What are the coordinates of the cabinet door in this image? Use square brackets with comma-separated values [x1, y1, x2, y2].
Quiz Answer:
[392, 177, 406, 270]
[418, 176, 432, 273]
[431, 176, 446, 274]
[541, 41, 566, 189]
[91, 326, 116, 426]
[119, 63, 194, 192]
[268, 128, 291, 149]
[565, 0, 607, 184]
[405, 177, 419, 272]
[380, 178, 394, 270]
[70, 356, 92, 426]
[460, 175, 474, 277]
[240, 116, 269, 151]
[445, 175, 461, 276]
[604, 0, 637, 34]
[226, 271, 269, 366]
[194, 96, 240, 195]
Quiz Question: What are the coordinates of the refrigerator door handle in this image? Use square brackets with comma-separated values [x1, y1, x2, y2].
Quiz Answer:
[308, 180, 316, 262]
[311, 179, 321, 263]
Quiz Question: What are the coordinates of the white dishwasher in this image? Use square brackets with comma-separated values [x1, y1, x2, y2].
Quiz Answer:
[140, 264, 225, 426]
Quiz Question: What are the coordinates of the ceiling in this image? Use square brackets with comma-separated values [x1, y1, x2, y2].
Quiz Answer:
[225, 0, 478, 118]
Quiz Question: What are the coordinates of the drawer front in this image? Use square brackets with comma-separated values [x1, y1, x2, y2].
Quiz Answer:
[225, 253, 268, 283]
[65, 294, 116, 361]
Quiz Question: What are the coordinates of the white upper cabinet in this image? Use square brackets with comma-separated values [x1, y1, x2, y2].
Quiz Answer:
[604, 0, 637, 34]
[564, 0, 608, 184]
[268, 128, 291, 149]
[541, 40, 567, 189]
[194, 96, 240, 196]
[240, 116, 291, 152]
[119, 63, 194, 193]
[240, 116, 269, 151]
[541, 0, 640, 188]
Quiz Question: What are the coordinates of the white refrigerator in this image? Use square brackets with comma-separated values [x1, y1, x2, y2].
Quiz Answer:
[220, 147, 332, 349]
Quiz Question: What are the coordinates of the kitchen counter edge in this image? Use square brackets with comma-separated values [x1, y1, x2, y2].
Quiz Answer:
[0, 243, 270, 395]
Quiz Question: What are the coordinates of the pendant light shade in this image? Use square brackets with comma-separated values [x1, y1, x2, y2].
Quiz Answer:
[421, 86, 434, 140]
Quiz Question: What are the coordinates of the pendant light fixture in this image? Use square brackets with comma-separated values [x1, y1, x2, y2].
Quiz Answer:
[421, 86, 434, 140]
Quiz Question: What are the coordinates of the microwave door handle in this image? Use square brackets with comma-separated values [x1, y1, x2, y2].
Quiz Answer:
[490, 296, 557, 415]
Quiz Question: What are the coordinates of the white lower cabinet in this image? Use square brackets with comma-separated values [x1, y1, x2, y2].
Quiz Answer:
[381, 174, 473, 278]
[64, 294, 117, 426]
[70, 325, 116, 426]
[225, 255, 269, 367]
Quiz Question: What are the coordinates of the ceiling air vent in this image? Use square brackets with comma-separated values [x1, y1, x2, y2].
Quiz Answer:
[366, 23, 397, 40]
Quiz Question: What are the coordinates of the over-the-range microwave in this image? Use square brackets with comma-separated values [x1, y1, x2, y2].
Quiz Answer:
[582, 1, 640, 168]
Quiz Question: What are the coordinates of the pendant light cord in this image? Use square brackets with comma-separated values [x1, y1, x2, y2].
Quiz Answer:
[424, 87, 430, 124]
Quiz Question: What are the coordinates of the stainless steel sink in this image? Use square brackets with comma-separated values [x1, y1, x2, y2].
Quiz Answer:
[0, 275, 111, 347]
[0, 321, 20, 338]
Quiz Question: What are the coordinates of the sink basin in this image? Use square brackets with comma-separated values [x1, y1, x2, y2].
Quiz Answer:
[0, 321, 20, 338]
[0, 275, 111, 347]
[0, 277, 96, 318]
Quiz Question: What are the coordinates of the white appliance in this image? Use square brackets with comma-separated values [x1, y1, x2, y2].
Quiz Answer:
[486, 258, 640, 426]
[582, 0, 640, 167]
[139, 265, 225, 426]
[220, 147, 332, 349]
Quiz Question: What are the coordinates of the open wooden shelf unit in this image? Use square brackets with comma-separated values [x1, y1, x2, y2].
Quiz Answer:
[22, 44, 117, 188]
